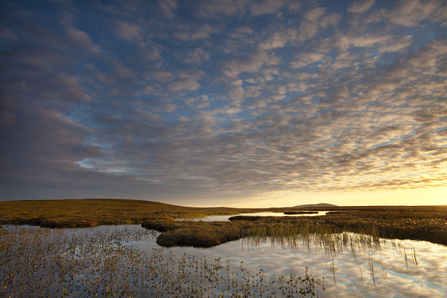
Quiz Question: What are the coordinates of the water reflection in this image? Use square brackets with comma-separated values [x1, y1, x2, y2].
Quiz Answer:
[1, 226, 322, 297]
[2, 225, 446, 297]
[127, 226, 447, 298]
[177, 211, 328, 222]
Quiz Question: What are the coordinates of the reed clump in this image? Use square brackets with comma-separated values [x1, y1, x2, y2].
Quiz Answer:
[284, 211, 319, 215]
[0, 226, 324, 297]
[142, 217, 339, 248]
[2, 199, 446, 246]
[142, 208, 447, 248]
[142, 220, 243, 247]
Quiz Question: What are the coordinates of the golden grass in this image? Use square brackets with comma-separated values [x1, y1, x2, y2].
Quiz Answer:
[2, 199, 447, 247]
[142, 208, 447, 248]
[0, 227, 324, 297]
[0, 199, 268, 227]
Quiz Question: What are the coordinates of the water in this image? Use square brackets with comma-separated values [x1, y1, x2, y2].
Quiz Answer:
[124, 226, 447, 297]
[177, 211, 328, 221]
[1, 224, 446, 297]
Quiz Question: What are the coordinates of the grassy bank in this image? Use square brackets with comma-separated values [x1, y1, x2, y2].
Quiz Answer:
[1, 199, 446, 247]
[143, 207, 447, 248]
[0, 199, 260, 228]
[1, 227, 323, 297]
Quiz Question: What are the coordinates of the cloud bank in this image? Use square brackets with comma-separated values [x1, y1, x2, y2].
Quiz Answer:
[1, 0, 446, 205]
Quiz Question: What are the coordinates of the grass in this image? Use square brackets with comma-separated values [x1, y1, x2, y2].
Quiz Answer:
[0, 225, 421, 297]
[284, 211, 319, 215]
[143, 208, 447, 248]
[0, 199, 266, 228]
[1, 199, 447, 247]
[2, 198, 439, 297]
[0, 226, 324, 297]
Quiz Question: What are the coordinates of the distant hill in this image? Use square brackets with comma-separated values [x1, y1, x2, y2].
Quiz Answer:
[293, 203, 339, 208]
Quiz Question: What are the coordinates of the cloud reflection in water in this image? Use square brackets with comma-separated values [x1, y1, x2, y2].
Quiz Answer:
[128, 227, 447, 297]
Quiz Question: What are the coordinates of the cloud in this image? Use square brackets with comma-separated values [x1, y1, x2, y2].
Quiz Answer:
[2, 0, 447, 204]
[249, 0, 286, 16]
[383, 0, 446, 27]
[0, 27, 18, 41]
[113, 20, 142, 41]
[211, 106, 243, 115]
[53, 73, 93, 102]
[261, 67, 280, 81]
[348, 0, 375, 13]
[349, 33, 392, 47]
[258, 29, 297, 50]
[222, 51, 281, 78]
[378, 36, 413, 52]
[174, 23, 215, 41]
[168, 79, 201, 92]
[195, 0, 241, 18]
[113, 66, 136, 79]
[182, 48, 210, 65]
[65, 28, 103, 53]
[145, 45, 161, 60]
[290, 52, 327, 68]
[298, 7, 340, 41]
[158, 0, 177, 18]
[164, 103, 177, 112]
[147, 71, 175, 82]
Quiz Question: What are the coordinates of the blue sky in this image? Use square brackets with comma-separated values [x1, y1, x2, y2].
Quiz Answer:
[1, 0, 447, 207]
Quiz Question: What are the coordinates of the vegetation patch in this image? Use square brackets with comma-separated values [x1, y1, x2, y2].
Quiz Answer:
[2, 199, 447, 247]
[0, 227, 324, 297]
[284, 211, 319, 215]
[144, 208, 447, 248]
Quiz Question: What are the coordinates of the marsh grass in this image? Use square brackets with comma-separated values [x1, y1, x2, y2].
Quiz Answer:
[142, 215, 401, 250]
[241, 229, 420, 289]
[2, 199, 447, 247]
[140, 216, 420, 289]
[0, 226, 324, 298]
[144, 206, 447, 249]
[0, 199, 270, 229]
[175, 211, 243, 220]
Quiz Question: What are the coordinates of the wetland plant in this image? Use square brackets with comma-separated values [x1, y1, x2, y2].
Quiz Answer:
[0, 226, 324, 297]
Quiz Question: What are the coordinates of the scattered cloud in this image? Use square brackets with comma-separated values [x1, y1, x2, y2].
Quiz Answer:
[113, 20, 142, 41]
[1, 0, 446, 205]
[249, 0, 286, 16]
[348, 0, 375, 13]
[158, 0, 177, 18]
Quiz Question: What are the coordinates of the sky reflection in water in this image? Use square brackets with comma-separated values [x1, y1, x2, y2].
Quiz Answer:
[4, 224, 445, 297]
[177, 211, 328, 222]
[123, 225, 447, 298]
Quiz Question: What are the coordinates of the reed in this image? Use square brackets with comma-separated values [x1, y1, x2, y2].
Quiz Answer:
[2, 199, 447, 246]
[0, 226, 324, 298]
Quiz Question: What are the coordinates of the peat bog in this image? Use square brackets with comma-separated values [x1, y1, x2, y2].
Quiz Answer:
[1, 199, 447, 297]
[0, 226, 324, 297]
[1, 199, 447, 248]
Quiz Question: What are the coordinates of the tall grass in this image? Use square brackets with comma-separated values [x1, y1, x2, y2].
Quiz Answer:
[141, 217, 398, 249]
[0, 227, 324, 297]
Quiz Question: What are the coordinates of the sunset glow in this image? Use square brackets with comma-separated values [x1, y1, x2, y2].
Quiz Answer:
[1, 0, 446, 206]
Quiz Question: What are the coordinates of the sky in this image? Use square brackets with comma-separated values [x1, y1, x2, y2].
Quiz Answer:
[1, 0, 447, 207]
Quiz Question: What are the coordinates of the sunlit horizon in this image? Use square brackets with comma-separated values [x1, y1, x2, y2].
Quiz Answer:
[1, 0, 446, 206]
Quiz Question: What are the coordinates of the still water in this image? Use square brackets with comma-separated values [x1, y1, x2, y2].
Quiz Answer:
[1, 224, 446, 297]
[123, 225, 446, 297]
[176, 211, 328, 221]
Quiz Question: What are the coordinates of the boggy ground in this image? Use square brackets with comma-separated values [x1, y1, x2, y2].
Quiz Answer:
[1, 199, 446, 247]
[0, 199, 261, 228]
[143, 208, 447, 248]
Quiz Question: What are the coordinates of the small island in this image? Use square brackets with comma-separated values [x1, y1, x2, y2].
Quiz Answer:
[284, 211, 319, 215]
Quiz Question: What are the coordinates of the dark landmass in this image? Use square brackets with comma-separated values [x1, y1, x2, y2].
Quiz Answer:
[293, 203, 339, 208]
[1, 199, 447, 248]
[284, 211, 319, 215]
